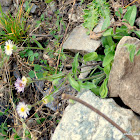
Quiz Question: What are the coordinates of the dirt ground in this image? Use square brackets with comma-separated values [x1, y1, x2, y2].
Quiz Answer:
[0, 0, 140, 139]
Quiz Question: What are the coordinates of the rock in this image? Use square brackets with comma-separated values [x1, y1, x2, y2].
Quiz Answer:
[63, 24, 101, 54]
[0, 0, 12, 6]
[136, 17, 140, 28]
[79, 62, 93, 79]
[108, 36, 140, 114]
[30, 3, 37, 14]
[93, 18, 114, 33]
[93, 18, 104, 33]
[23, 3, 37, 14]
[51, 90, 140, 140]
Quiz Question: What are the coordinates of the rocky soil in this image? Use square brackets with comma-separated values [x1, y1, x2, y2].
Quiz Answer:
[1, 0, 140, 140]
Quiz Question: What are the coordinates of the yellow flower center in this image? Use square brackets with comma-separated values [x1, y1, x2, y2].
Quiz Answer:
[7, 45, 10, 51]
[19, 82, 23, 87]
[20, 107, 25, 112]
[22, 77, 27, 85]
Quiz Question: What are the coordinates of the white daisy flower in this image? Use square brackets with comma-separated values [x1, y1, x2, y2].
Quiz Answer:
[21, 76, 27, 85]
[4, 40, 14, 55]
[16, 102, 30, 119]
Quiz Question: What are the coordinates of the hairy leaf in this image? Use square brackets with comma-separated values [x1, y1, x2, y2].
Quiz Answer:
[83, 52, 98, 62]
[123, 5, 137, 26]
[83, 3, 99, 32]
[68, 74, 80, 92]
[72, 53, 79, 74]
[99, 78, 108, 98]
[125, 44, 136, 62]
[103, 51, 114, 67]
[83, 0, 110, 33]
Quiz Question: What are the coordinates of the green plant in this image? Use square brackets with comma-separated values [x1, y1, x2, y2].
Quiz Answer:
[123, 43, 140, 63]
[103, 5, 137, 40]
[83, 0, 110, 34]
[24, 0, 32, 12]
[68, 5, 140, 98]
[45, 0, 54, 3]
[0, 2, 31, 43]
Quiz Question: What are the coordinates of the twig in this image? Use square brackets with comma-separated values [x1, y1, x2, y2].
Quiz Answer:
[124, 0, 138, 8]
[90, 20, 139, 40]
[29, 34, 52, 37]
[62, 94, 135, 140]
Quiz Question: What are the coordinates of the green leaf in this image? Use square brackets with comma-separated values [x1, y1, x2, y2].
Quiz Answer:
[40, 118, 45, 123]
[43, 71, 48, 77]
[32, 35, 36, 39]
[103, 52, 114, 67]
[112, 27, 130, 40]
[25, 129, 31, 138]
[28, 50, 33, 56]
[103, 27, 113, 37]
[43, 95, 54, 104]
[14, 133, 21, 140]
[47, 73, 65, 81]
[52, 78, 61, 85]
[33, 39, 43, 48]
[0, 112, 3, 116]
[28, 71, 35, 78]
[34, 113, 41, 124]
[34, 53, 39, 58]
[136, 49, 140, 56]
[29, 56, 34, 61]
[123, 5, 137, 26]
[69, 99, 75, 104]
[83, 0, 110, 33]
[101, 36, 115, 47]
[83, 52, 98, 62]
[102, 16, 110, 30]
[134, 30, 140, 38]
[99, 78, 108, 98]
[81, 82, 96, 89]
[83, 3, 99, 31]
[34, 64, 42, 71]
[115, 11, 120, 18]
[125, 44, 136, 62]
[68, 74, 80, 92]
[12, 128, 17, 133]
[0, 136, 6, 140]
[104, 63, 111, 77]
[129, 47, 136, 62]
[80, 0, 84, 4]
[36, 72, 43, 79]
[72, 53, 79, 74]
[91, 85, 100, 96]
[118, 7, 123, 14]
[45, 0, 53, 3]
[115, 8, 123, 19]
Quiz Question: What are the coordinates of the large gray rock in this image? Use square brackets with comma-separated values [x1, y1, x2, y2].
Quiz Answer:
[51, 90, 140, 140]
[63, 24, 101, 54]
[108, 36, 140, 114]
